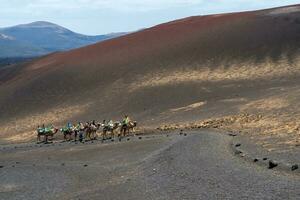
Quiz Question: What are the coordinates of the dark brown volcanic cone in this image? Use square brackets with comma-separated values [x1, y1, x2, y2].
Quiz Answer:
[1, 5, 300, 144]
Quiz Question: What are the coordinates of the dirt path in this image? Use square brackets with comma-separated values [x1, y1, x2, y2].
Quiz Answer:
[0, 131, 299, 200]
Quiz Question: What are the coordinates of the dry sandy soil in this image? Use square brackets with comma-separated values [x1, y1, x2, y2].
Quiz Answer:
[1, 5, 300, 155]
[1, 131, 299, 200]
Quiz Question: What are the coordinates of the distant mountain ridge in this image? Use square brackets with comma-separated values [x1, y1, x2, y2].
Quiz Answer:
[0, 21, 127, 58]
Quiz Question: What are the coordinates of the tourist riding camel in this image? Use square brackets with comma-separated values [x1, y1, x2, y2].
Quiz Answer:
[84, 121, 98, 141]
[60, 122, 74, 141]
[36, 116, 137, 143]
[120, 115, 137, 137]
[102, 119, 119, 140]
[37, 124, 58, 143]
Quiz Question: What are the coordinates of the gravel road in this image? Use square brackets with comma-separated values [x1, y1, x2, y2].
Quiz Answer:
[0, 131, 299, 200]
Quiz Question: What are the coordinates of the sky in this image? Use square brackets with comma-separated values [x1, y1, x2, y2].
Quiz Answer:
[0, 0, 299, 35]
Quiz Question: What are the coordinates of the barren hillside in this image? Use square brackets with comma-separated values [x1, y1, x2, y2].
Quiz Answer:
[1, 5, 300, 150]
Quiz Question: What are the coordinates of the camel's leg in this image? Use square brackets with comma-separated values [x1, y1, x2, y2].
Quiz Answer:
[74, 131, 78, 141]
[120, 128, 124, 137]
[124, 127, 129, 137]
[85, 132, 88, 141]
[111, 130, 114, 139]
[118, 129, 122, 141]
[123, 128, 126, 137]
[102, 131, 105, 141]
[103, 130, 107, 141]
[92, 131, 95, 140]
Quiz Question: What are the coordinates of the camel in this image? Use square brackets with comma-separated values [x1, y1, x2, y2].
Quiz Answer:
[102, 121, 121, 140]
[60, 127, 74, 141]
[128, 121, 137, 134]
[119, 121, 137, 139]
[84, 123, 98, 141]
[37, 126, 58, 143]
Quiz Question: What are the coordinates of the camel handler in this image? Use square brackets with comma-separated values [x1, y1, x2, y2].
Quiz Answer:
[77, 122, 85, 142]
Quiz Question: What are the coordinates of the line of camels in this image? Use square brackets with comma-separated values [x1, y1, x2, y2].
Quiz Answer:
[37, 119, 137, 143]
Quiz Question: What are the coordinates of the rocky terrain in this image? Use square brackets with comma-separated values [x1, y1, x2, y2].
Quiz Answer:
[1, 131, 299, 200]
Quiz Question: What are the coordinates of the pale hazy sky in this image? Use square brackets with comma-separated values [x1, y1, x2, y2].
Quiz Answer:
[1, 0, 299, 35]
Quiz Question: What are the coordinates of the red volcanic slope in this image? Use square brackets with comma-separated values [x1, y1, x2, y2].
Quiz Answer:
[0, 4, 300, 140]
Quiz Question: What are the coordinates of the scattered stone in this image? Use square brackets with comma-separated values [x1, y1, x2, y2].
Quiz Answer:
[12, 165, 15, 168]
[84, 164, 88, 167]
[61, 163, 65, 166]
[15, 162, 20, 164]
[253, 158, 259, 162]
[166, 135, 169, 137]
[291, 164, 299, 171]
[184, 133, 187, 136]
[127, 138, 130, 141]
[268, 160, 278, 169]
[263, 158, 268, 161]
[111, 139, 114, 142]
[180, 130, 183, 135]
[234, 150, 242, 155]
[138, 137, 142, 140]
[235, 143, 241, 147]
[0, 166, 3, 168]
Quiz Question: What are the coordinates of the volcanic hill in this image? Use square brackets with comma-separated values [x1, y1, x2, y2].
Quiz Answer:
[1, 4, 300, 150]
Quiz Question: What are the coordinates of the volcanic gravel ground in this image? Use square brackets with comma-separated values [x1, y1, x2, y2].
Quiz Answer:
[0, 132, 299, 200]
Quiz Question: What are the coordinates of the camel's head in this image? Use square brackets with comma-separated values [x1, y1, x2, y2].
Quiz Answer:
[129, 121, 137, 127]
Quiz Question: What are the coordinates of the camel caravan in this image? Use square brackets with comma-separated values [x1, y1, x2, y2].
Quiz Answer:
[36, 115, 137, 144]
